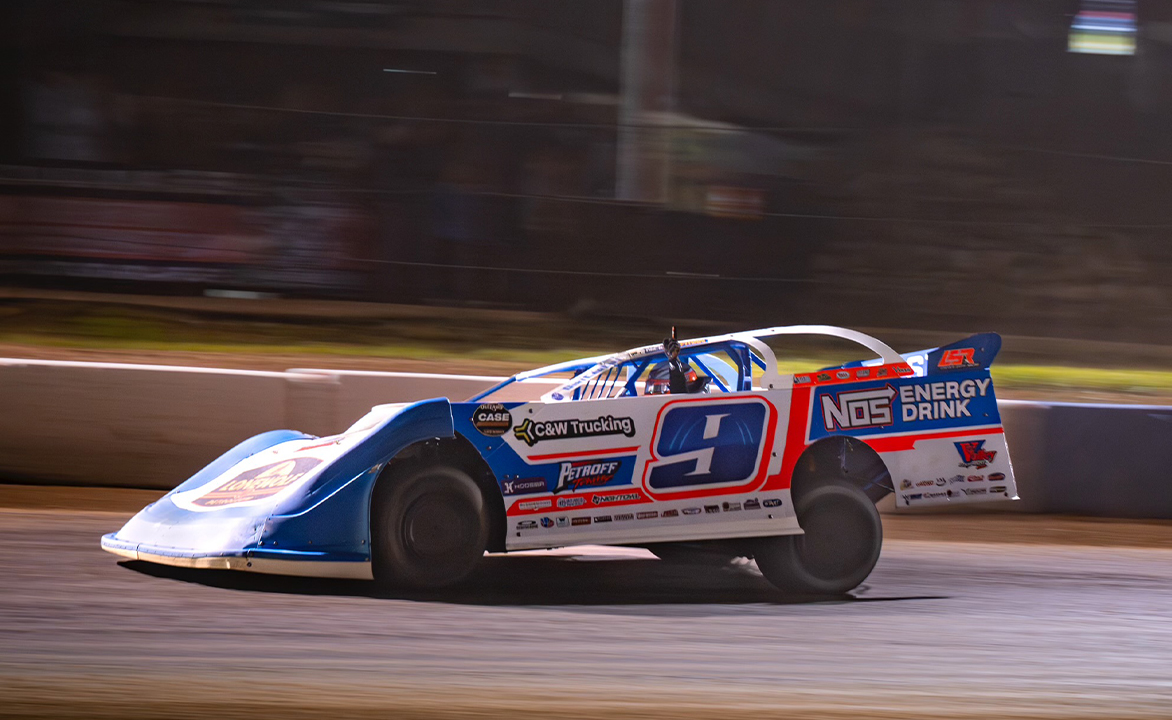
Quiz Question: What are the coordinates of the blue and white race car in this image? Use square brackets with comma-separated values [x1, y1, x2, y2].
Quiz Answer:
[102, 325, 1017, 594]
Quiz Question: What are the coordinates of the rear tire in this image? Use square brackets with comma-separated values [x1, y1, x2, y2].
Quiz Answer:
[371, 463, 488, 590]
[754, 482, 882, 595]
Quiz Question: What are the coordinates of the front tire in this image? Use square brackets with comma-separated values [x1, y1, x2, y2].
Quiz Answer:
[371, 463, 488, 590]
[754, 481, 882, 595]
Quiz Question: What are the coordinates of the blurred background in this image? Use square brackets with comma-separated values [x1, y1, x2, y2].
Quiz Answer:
[0, 0, 1168, 344]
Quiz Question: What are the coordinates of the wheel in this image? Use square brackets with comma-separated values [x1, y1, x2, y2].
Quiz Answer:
[371, 463, 488, 590]
[754, 481, 882, 595]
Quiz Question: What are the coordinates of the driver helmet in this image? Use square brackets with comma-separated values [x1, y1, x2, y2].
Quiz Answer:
[644, 362, 700, 395]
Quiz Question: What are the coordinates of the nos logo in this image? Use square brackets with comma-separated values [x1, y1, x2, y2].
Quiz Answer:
[646, 400, 769, 492]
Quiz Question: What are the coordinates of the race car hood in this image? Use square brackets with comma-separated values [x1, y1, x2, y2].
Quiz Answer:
[102, 399, 454, 562]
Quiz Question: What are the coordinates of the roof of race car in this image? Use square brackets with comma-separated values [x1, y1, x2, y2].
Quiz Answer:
[482, 325, 903, 401]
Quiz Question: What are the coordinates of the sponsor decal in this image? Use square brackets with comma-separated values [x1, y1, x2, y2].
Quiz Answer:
[571, 517, 591, 526]
[646, 400, 769, 491]
[949, 474, 966, 484]
[704, 505, 720, 514]
[907, 493, 923, 501]
[662, 509, 680, 518]
[614, 513, 635, 521]
[594, 515, 612, 523]
[820, 386, 896, 432]
[556, 517, 569, 528]
[856, 369, 870, 378]
[922, 491, 948, 499]
[816, 373, 832, 382]
[962, 488, 987, 496]
[938, 348, 979, 370]
[955, 440, 997, 469]
[835, 370, 851, 380]
[876, 367, 890, 378]
[795, 375, 812, 384]
[555, 460, 622, 494]
[989, 472, 1006, 482]
[935, 477, 947, 486]
[540, 517, 555, 528]
[900, 479, 913, 490]
[557, 496, 586, 509]
[472, 404, 512, 436]
[967, 475, 984, 483]
[743, 498, 761, 510]
[762, 498, 782, 508]
[592, 491, 642, 505]
[517, 520, 537, 530]
[722, 501, 742, 512]
[513, 415, 635, 446]
[894, 365, 914, 375]
[915, 480, 936, 488]
[682, 507, 702, 515]
[502, 477, 548, 495]
[518, 499, 552, 511]
[990, 485, 1008, 493]
[191, 457, 323, 508]
[636, 511, 658, 520]
[899, 378, 992, 422]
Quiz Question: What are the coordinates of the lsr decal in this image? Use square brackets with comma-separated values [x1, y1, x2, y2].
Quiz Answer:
[645, 400, 769, 491]
[938, 348, 979, 370]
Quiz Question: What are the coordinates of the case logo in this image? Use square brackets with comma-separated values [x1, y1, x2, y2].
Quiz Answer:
[472, 404, 512, 436]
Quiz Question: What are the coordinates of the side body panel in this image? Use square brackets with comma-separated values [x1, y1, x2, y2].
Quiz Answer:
[455, 392, 802, 551]
[464, 358, 1016, 551]
[799, 363, 1018, 509]
[102, 399, 455, 576]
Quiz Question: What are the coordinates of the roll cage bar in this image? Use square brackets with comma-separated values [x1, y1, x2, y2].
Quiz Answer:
[469, 325, 906, 403]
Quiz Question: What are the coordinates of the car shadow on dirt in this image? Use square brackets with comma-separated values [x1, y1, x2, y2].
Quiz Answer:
[119, 554, 944, 606]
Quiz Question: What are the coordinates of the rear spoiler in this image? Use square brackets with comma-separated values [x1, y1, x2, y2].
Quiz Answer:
[829, 332, 1002, 378]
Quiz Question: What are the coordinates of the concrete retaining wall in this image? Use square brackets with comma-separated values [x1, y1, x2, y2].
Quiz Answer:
[2, 359, 1169, 517]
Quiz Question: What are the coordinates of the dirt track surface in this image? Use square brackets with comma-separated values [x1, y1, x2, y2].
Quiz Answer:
[3, 492, 1172, 719]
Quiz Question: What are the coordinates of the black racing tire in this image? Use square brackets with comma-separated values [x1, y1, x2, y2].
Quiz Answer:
[371, 463, 488, 590]
[754, 481, 882, 595]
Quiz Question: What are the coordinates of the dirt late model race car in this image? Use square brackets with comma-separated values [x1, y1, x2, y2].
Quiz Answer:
[102, 325, 1018, 595]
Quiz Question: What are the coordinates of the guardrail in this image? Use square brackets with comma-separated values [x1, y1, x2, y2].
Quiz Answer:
[2, 359, 1169, 518]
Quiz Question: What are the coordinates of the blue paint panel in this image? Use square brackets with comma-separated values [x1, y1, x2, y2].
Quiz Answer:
[809, 371, 1001, 443]
[168, 429, 312, 495]
[107, 399, 456, 561]
[451, 401, 640, 497]
[648, 402, 766, 490]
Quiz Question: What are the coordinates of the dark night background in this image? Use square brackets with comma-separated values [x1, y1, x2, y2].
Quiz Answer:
[0, 0, 1168, 342]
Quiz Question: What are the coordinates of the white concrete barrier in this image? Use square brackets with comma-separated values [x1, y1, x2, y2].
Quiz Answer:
[0, 359, 294, 488]
[5, 358, 1168, 519]
[0, 359, 557, 489]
